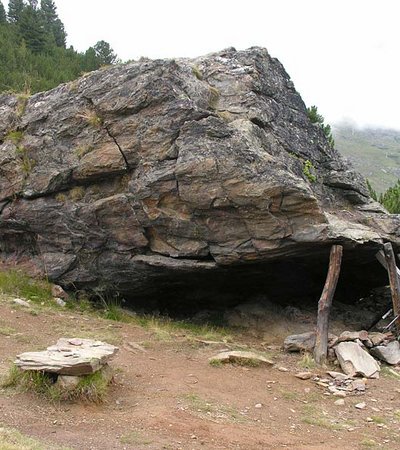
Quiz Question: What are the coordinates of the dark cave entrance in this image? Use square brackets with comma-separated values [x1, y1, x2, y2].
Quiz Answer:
[120, 243, 390, 320]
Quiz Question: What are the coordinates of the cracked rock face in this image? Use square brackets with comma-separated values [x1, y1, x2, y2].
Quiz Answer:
[0, 47, 399, 304]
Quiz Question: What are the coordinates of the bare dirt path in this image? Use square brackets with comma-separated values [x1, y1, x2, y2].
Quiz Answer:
[0, 298, 399, 450]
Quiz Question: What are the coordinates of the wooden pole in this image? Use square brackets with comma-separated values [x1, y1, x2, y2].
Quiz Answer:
[382, 242, 400, 332]
[314, 245, 343, 365]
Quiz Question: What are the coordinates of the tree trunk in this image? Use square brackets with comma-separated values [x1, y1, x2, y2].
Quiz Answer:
[383, 242, 400, 332]
[314, 245, 343, 365]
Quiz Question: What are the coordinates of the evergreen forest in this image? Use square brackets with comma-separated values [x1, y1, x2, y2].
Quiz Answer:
[0, 0, 118, 94]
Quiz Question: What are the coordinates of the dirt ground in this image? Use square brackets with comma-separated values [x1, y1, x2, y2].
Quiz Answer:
[0, 296, 399, 450]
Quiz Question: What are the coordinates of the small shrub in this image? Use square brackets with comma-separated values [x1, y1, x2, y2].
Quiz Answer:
[5, 130, 24, 144]
[79, 109, 103, 128]
[303, 160, 317, 183]
[69, 186, 85, 201]
[307, 105, 335, 147]
[55, 193, 67, 203]
[192, 65, 203, 80]
[16, 90, 31, 117]
[208, 86, 220, 109]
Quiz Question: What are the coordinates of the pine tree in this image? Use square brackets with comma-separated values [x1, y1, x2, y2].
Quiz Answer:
[93, 40, 118, 65]
[19, 4, 47, 53]
[0, 1, 7, 24]
[40, 0, 66, 47]
[8, 0, 25, 23]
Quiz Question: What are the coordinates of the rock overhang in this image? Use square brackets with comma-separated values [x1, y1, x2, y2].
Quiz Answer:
[0, 46, 399, 307]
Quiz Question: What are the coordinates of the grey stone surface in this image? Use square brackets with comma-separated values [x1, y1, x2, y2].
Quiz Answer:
[0, 47, 399, 300]
[15, 338, 118, 375]
[209, 350, 273, 366]
[370, 340, 400, 365]
[335, 341, 380, 379]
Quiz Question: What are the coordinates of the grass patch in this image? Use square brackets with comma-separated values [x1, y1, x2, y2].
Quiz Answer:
[301, 404, 341, 430]
[2, 364, 112, 403]
[192, 65, 203, 80]
[0, 424, 71, 450]
[209, 359, 223, 368]
[279, 389, 298, 401]
[0, 270, 53, 304]
[16, 90, 30, 117]
[394, 410, 400, 420]
[303, 160, 317, 183]
[78, 109, 103, 128]
[360, 438, 378, 449]
[5, 130, 24, 145]
[381, 365, 400, 380]
[298, 352, 317, 370]
[120, 431, 152, 446]
[69, 186, 85, 201]
[183, 393, 244, 423]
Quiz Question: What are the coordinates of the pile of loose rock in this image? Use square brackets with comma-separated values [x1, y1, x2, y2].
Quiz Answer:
[15, 338, 118, 390]
[284, 330, 400, 379]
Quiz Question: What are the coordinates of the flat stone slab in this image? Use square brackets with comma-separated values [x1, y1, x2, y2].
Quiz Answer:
[209, 351, 273, 366]
[335, 341, 380, 379]
[370, 340, 400, 365]
[15, 338, 118, 375]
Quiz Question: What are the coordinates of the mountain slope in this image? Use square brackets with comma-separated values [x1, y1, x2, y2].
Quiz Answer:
[333, 124, 400, 193]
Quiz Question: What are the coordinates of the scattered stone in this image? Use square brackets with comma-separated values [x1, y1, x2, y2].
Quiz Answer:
[54, 297, 66, 307]
[209, 351, 273, 366]
[335, 342, 380, 379]
[56, 375, 81, 390]
[355, 402, 366, 410]
[294, 372, 313, 380]
[369, 332, 387, 347]
[283, 332, 337, 352]
[51, 284, 69, 300]
[15, 338, 119, 375]
[338, 330, 369, 343]
[334, 399, 345, 406]
[370, 340, 400, 365]
[327, 371, 350, 381]
[283, 332, 316, 352]
[254, 403, 262, 408]
[124, 341, 147, 353]
[333, 391, 347, 398]
[13, 298, 30, 308]
[277, 366, 289, 372]
[351, 379, 366, 392]
[366, 417, 373, 422]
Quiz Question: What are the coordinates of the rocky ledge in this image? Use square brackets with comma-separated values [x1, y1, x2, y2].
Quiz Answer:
[0, 47, 399, 307]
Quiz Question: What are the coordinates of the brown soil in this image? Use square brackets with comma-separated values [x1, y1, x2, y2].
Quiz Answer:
[0, 298, 399, 450]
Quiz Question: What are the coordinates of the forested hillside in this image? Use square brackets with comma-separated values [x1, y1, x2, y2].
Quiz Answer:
[0, 0, 118, 94]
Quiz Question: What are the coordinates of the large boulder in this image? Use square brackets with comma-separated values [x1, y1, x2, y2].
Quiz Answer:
[0, 47, 399, 304]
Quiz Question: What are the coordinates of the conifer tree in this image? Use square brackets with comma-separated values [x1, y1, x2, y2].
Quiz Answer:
[94, 40, 118, 65]
[40, 0, 66, 47]
[0, 1, 7, 24]
[8, 0, 25, 23]
[19, 4, 47, 53]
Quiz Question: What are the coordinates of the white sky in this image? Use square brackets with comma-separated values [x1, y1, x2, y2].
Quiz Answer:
[5, 0, 400, 129]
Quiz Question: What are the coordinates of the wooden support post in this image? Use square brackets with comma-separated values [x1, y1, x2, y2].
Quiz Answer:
[382, 242, 400, 332]
[314, 245, 343, 365]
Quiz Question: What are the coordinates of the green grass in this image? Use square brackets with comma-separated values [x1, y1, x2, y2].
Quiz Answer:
[301, 404, 342, 430]
[0, 424, 71, 450]
[183, 393, 244, 423]
[298, 353, 317, 370]
[120, 431, 152, 446]
[2, 364, 112, 403]
[0, 270, 53, 304]
[381, 365, 400, 380]
[5, 130, 24, 145]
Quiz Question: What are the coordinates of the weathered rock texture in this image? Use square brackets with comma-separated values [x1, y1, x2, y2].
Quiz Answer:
[0, 47, 399, 305]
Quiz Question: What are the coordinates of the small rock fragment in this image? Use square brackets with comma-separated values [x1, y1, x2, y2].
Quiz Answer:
[209, 351, 273, 366]
[327, 371, 350, 381]
[355, 402, 366, 409]
[254, 403, 262, 408]
[334, 399, 345, 406]
[54, 298, 66, 307]
[13, 298, 30, 308]
[278, 366, 289, 372]
[294, 372, 312, 380]
[51, 284, 69, 300]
